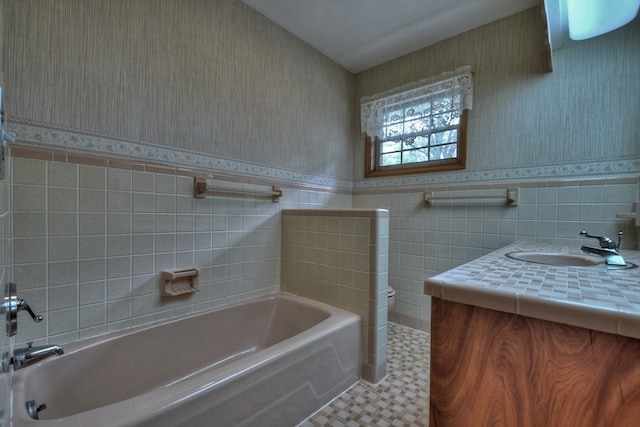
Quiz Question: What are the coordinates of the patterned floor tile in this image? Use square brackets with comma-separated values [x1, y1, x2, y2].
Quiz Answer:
[300, 322, 430, 427]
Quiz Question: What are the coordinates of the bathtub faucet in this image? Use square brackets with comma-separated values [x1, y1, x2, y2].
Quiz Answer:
[579, 230, 626, 266]
[13, 342, 64, 370]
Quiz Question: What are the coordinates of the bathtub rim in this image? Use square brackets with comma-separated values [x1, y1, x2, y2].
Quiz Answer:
[19, 291, 344, 356]
[12, 291, 362, 426]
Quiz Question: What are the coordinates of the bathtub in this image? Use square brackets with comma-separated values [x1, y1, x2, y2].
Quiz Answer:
[12, 292, 361, 427]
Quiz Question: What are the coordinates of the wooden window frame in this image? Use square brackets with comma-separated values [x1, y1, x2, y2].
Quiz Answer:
[365, 110, 468, 178]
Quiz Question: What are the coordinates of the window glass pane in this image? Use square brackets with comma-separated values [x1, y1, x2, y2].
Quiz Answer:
[405, 117, 429, 134]
[405, 135, 428, 149]
[381, 152, 401, 166]
[431, 129, 458, 145]
[429, 144, 457, 160]
[381, 140, 402, 153]
[384, 122, 404, 138]
[403, 148, 429, 164]
[432, 113, 455, 129]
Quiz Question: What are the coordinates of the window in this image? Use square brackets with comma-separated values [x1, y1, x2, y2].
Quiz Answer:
[361, 67, 473, 177]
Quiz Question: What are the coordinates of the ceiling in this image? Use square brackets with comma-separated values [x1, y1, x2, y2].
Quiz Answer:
[242, 0, 539, 73]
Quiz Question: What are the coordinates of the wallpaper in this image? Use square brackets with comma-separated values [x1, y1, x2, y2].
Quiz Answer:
[3, 0, 356, 181]
[354, 9, 640, 184]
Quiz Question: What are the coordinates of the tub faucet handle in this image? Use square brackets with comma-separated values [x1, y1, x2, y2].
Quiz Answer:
[17, 300, 44, 323]
[2, 283, 43, 337]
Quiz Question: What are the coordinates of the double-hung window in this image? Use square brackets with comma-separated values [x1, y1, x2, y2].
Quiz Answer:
[361, 66, 473, 177]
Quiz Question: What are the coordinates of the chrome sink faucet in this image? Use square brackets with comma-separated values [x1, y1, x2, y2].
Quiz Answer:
[579, 230, 626, 266]
[13, 342, 64, 370]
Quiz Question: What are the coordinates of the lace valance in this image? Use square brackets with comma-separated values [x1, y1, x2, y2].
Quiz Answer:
[360, 66, 474, 139]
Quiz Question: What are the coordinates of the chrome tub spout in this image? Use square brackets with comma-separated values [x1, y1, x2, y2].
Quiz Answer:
[13, 342, 64, 370]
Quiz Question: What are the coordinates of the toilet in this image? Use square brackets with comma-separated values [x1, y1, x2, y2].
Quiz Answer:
[387, 287, 396, 312]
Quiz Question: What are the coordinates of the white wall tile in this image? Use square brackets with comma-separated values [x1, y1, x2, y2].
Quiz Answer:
[79, 259, 106, 283]
[79, 281, 106, 305]
[107, 256, 131, 279]
[107, 191, 132, 212]
[80, 189, 106, 212]
[79, 213, 105, 235]
[48, 162, 77, 187]
[107, 235, 131, 257]
[132, 171, 155, 192]
[155, 174, 176, 194]
[14, 212, 46, 237]
[107, 213, 132, 234]
[107, 169, 132, 191]
[48, 187, 77, 211]
[79, 304, 105, 328]
[49, 284, 78, 310]
[107, 278, 131, 301]
[14, 238, 46, 264]
[49, 236, 78, 261]
[14, 185, 46, 211]
[48, 308, 78, 336]
[132, 214, 154, 233]
[13, 158, 46, 185]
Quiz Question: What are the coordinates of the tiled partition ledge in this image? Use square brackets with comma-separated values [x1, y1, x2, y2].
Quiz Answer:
[281, 209, 390, 383]
[9, 145, 351, 346]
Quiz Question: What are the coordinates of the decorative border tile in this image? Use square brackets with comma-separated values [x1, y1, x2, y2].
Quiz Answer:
[9, 121, 640, 192]
[8, 121, 354, 189]
[353, 158, 640, 189]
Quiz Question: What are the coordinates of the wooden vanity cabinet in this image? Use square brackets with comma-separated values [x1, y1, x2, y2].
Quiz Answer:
[429, 297, 640, 427]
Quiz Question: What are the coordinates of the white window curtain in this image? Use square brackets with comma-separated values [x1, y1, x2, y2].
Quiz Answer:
[360, 66, 474, 139]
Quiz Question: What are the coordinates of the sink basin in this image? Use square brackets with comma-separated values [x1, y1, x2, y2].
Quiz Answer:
[506, 251, 602, 267]
[506, 251, 637, 269]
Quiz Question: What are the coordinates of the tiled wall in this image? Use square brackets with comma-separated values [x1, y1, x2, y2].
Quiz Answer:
[354, 177, 640, 327]
[9, 143, 640, 342]
[281, 209, 389, 383]
[0, 138, 11, 427]
[10, 147, 351, 346]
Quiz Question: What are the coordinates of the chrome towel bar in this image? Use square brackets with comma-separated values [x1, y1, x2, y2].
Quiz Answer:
[424, 187, 518, 207]
[194, 177, 282, 202]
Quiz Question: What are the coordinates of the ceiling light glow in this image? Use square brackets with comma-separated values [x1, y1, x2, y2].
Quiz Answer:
[567, 0, 640, 40]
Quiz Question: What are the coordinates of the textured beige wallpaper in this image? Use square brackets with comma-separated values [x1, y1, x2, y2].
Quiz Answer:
[354, 9, 640, 181]
[0, 0, 3, 87]
[3, 0, 355, 181]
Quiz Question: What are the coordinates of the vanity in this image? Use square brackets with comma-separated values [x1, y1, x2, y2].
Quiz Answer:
[424, 241, 640, 426]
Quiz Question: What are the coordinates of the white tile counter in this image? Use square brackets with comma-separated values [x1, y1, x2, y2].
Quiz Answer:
[424, 241, 640, 339]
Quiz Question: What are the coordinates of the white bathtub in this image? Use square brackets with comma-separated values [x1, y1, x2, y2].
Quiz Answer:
[12, 292, 361, 427]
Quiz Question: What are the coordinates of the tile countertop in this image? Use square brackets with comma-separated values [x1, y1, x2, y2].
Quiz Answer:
[424, 241, 640, 339]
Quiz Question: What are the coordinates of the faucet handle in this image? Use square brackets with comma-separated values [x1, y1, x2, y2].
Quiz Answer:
[579, 230, 623, 249]
[2, 283, 44, 337]
[17, 300, 43, 323]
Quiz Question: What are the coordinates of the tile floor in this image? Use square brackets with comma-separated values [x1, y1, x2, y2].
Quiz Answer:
[300, 322, 430, 426]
